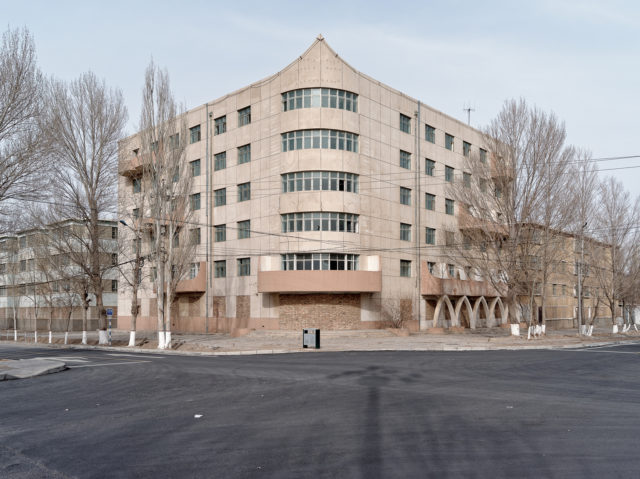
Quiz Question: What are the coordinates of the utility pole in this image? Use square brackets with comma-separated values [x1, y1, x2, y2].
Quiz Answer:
[578, 222, 586, 335]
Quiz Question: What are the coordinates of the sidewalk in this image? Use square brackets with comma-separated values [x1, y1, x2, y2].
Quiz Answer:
[0, 358, 66, 380]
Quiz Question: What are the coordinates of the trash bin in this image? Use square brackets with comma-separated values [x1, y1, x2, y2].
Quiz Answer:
[302, 328, 320, 349]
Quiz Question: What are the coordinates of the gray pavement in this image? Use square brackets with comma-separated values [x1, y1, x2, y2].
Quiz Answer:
[0, 358, 66, 380]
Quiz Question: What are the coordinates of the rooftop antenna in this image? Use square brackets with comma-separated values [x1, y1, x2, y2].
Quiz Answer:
[463, 102, 475, 125]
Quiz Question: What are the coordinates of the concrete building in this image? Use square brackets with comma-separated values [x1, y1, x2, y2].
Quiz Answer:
[0, 219, 119, 333]
[117, 36, 508, 334]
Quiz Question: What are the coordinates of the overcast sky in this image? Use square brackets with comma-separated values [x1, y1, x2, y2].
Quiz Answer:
[4, 0, 639, 196]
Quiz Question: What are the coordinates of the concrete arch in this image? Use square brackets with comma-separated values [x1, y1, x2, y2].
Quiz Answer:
[434, 295, 456, 328]
[489, 297, 508, 325]
[473, 296, 490, 328]
[455, 296, 474, 329]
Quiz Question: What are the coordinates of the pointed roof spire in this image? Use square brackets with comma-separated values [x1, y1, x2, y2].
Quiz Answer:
[316, 33, 324, 41]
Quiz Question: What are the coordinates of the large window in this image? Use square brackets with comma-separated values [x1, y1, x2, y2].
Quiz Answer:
[214, 116, 226, 135]
[214, 151, 226, 171]
[238, 106, 251, 126]
[445, 198, 455, 215]
[425, 124, 435, 143]
[400, 223, 411, 241]
[463, 172, 471, 188]
[463, 141, 471, 157]
[133, 177, 141, 193]
[479, 148, 487, 164]
[238, 144, 251, 164]
[425, 159, 435, 176]
[238, 182, 251, 202]
[214, 188, 226, 207]
[237, 220, 250, 239]
[214, 260, 226, 278]
[282, 171, 358, 193]
[425, 193, 435, 211]
[281, 212, 358, 233]
[400, 187, 411, 206]
[282, 129, 358, 153]
[190, 159, 201, 177]
[214, 224, 226, 242]
[190, 193, 201, 210]
[190, 125, 201, 143]
[445, 166, 454, 182]
[445, 133, 454, 151]
[281, 253, 359, 271]
[189, 262, 200, 280]
[426, 227, 436, 245]
[237, 258, 251, 276]
[190, 228, 201, 245]
[400, 114, 411, 134]
[400, 150, 411, 170]
[400, 260, 411, 277]
[282, 88, 358, 112]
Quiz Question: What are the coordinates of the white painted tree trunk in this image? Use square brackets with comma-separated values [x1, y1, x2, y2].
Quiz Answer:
[128, 331, 136, 347]
[541, 324, 546, 334]
[510, 324, 520, 336]
[98, 330, 108, 345]
[13, 329, 17, 341]
[48, 331, 52, 344]
[612, 325, 619, 334]
[165, 331, 171, 349]
[82, 330, 88, 344]
[64, 332, 69, 344]
[157, 331, 165, 349]
[34, 331, 38, 343]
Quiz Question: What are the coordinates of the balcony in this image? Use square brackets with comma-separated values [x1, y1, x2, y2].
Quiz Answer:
[258, 269, 381, 293]
[119, 156, 143, 177]
[176, 261, 206, 294]
[421, 265, 504, 298]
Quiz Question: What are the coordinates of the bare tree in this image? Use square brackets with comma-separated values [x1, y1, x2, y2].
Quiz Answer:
[1, 236, 21, 340]
[593, 177, 640, 330]
[41, 72, 127, 344]
[448, 99, 575, 331]
[137, 61, 193, 349]
[0, 27, 46, 225]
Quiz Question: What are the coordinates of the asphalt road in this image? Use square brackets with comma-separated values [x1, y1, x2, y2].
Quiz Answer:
[1, 343, 639, 478]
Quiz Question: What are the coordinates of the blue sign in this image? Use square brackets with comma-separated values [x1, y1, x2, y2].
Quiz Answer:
[106, 308, 113, 316]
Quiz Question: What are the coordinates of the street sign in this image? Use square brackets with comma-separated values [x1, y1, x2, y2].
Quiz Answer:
[106, 308, 113, 316]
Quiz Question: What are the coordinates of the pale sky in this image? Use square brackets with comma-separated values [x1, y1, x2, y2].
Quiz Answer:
[4, 0, 639, 196]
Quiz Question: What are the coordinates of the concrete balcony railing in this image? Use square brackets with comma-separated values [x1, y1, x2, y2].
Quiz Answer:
[119, 156, 143, 177]
[421, 264, 504, 298]
[257, 255, 381, 293]
[154, 261, 206, 295]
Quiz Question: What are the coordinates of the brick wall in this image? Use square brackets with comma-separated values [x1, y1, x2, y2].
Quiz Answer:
[236, 295, 250, 319]
[213, 296, 226, 319]
[279, 294, 361, 330]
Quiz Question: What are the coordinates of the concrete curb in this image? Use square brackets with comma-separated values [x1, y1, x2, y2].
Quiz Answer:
[0, 359, 67, 380]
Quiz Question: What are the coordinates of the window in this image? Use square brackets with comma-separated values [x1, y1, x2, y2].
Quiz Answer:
[552, 284, 557, 296]
[445, 133, 454, 151]
[20, 259, 26, 272]
[214, 188, 226, 207]
[111, 253, 118, 266]
[237, 257, 250, 276]
[400, 114, 411, 134]
[445, 166, 454, 183]
[190, 228, 201, 245]
[400, 260, 411, 277]
[281, 212, 359, 233]
[400, 187, 411, 206]
[400, 223, 411, 241]
[495, 186, 502, 199]
[238, 182, 251, 202]
[133, 177, 141, 193]
[190, 125, 201, 143]
[463, 141, 471, 157]
[445, 231, 455, 246]
[426, 227, 436, 245]
[479, 148, 487, 163]
[400, 150, 411, 169]
[463, 172, 471, 188]
[238, 220, 250, 239]
[238, 106, 251, 126]
[214, 151, 226, 171]
[214, 116, 226, 135]
[445, 198, 455, 215]
[425, 193, 435, 211]
[111, 279, 118, 292]
[19, 236, 26, 247]
[448, 264, 455, 278]
[169, 133, 180, 149]
[0, 263, 5, 274]
[189, 262, 200, 280]
[215, 224, 226, 242]
[562, 284, 566, 296]
[190, 159, 201, 177]
[172, 166, 179, 183]
[172, 229, 180, 247]
[214, 260, 226, 278]
[133, 208, 140, 219]
[190, 193, 201, 210]
[425, 124, 436, 143]
[281, 171, 358, 193]
[480, 179, 487, 193]
[282, 89, 358, 112]
[238, 144, 251, 164]
[281, 129, 358, 153]
[425, 159, 435, 176]
[281, 253, 359, 271]
[427, 262, 435, 274]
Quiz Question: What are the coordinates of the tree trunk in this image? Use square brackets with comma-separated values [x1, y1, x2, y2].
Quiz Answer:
[82, 304, 88, 344]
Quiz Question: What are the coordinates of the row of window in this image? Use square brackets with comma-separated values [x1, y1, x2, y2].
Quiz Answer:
[282, 88, 358, 112]
[281, 171, 359, 193]
[213, 144, 251, 171]
[214, 258, 250, 278]
[214, 220, 251, 242]
[400, 188, 455, 215]
[400, 260, 457, 278]
[212, 182, 251, 207]
[282, 129, 358, 153]
[0, 279, 119, 295]
[281, 253, 359, 271]
[187, 106, 251, 144]
[281, 212, 358, 233]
